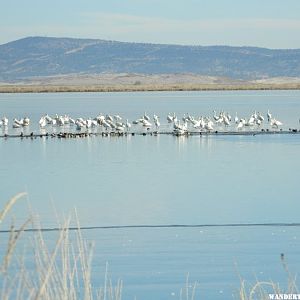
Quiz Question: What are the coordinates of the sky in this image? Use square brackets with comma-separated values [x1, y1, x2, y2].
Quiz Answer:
[1, 0, 300, 48]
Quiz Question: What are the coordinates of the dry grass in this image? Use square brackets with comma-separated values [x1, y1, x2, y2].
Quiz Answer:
[0, 83, 300, 93]
[239, 277, 298, 300]
[0, 194, 122, 300]
[239, 258, 298, 300]
[0, 194, 298, 300]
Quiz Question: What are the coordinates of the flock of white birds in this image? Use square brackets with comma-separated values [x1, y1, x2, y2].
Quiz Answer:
[0, 110, 284, 134]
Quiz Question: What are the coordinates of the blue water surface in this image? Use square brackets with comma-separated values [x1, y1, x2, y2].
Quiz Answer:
[0, 90, 300, 299]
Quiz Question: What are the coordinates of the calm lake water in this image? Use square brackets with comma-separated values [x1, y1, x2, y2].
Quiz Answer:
[0, 90, 300, 299]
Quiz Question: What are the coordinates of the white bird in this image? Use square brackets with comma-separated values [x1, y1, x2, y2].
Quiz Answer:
[143, 112, 150, 121]
[142, 119, 152, 127]
[253, 111, 258, 120]
[13, 118, 23, 126]
[267, 110, 272, 122]
[2, 117, 8, 126]
[126, 119, 131, 131]
[91, 120, 98, 127]
[116, 124, 125, 132]
[213, 110, 220, 121]
[257, 112, 264, 122]
[205, 119, 214, 131]
[193, 119, 202, 129]
[102, 120, 111, 130]
[69, 118, 76, 125]
[245, 115, 255, 126]
[173, 120, 188, 134]
[237, 121, 244, 130]
[76, 121, 84, 131]
[57, 116, 65, 126]
[114, 115, 122, 121]
[23, 117, 30, 126]
[223, 115, 230, 126]
[63, 115, 70, 124]
[182, 114, 188, 122]
[270, 118, 283, 128]
[173, 114, 178, 123]
[13, 119, 22, 128]
[107, 120, 116, 129]
[106, 114, 114, 122]
[205, 123, 214, 131]
[167, 113, 173, 123]
[39, 117, 47, 128]
[45, 114, 52, 124]
[154, 117, 160, 129]
[95, 114, 105, 124]
[234, 113, 239, 124]
[86, 119, 92, 128]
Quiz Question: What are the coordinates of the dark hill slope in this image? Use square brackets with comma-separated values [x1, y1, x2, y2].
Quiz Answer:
[1, 36, 300, 80]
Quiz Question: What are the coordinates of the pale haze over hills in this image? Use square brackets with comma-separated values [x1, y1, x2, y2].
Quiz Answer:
[0, 36, 300, 84]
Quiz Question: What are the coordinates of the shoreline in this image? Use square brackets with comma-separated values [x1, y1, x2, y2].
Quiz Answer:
[1, 83, 300, 93]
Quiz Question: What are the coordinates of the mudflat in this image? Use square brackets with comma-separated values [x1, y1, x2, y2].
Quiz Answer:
[1, 74, 300, 93]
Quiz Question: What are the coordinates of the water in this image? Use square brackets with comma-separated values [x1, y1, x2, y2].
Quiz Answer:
[0, 90, 300, 299]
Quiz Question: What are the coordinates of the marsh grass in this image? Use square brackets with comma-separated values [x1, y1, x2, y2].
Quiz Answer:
[1, 83, 300, 93]
[0, 193, 298, 299]
[180, 273, 198, 300]
[237, 252, 298, 300]
[0, 194, 122, 300]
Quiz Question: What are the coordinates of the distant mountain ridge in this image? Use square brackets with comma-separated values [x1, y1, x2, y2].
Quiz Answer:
[0, 36, 300, 81]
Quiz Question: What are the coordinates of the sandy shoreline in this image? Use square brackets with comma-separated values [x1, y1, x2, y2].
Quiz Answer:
[1, 83, 300, 93]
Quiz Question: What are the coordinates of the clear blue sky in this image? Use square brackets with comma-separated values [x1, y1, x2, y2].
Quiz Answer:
[1, 0, 300, 48]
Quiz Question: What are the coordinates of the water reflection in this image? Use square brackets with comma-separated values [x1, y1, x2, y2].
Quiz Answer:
[174, 135, 187, 152]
